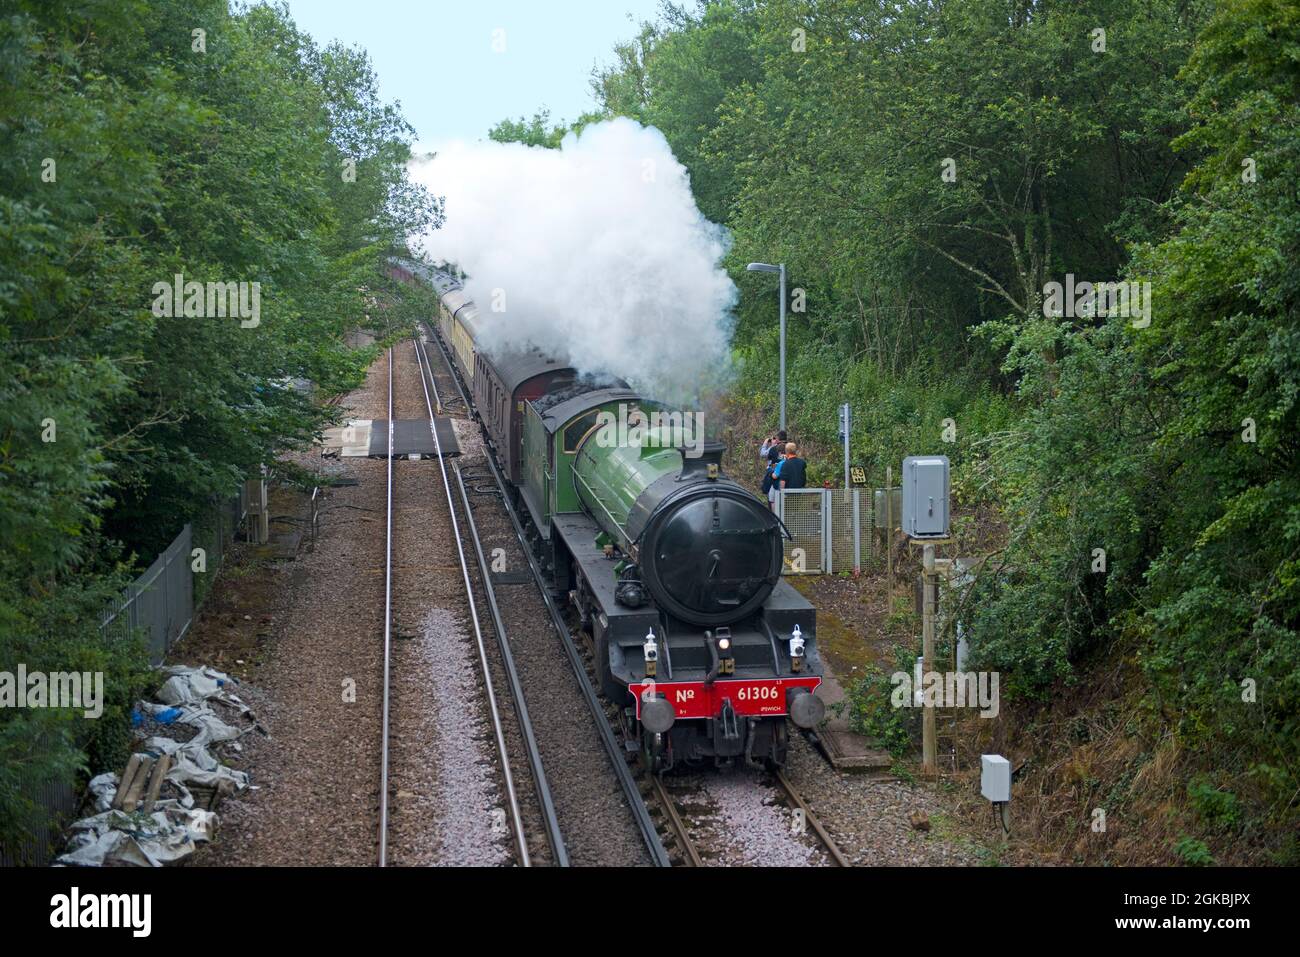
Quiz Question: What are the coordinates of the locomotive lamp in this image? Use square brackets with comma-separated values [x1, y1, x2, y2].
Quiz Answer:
[716, 628, 735, 675]
[643, 629, 658, 678]
[789, 624, 806, 672]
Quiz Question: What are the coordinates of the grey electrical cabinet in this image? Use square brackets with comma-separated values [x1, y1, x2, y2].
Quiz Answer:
[901, 455, 949, 538]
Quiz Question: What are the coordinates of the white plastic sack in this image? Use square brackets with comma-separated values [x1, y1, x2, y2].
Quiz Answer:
[87, 773, 119, 813]
[156, 665, 250, 714]
[141, 736, 249, 807]
[57, 804, 217, 867]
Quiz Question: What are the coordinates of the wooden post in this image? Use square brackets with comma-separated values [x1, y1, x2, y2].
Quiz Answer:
[922, 543, 937, 777]
[885, 465, 893, 613]
[245, 473, 269, 544]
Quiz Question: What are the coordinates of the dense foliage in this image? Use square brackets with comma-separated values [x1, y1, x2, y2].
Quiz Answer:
[566, 0, 1298, 851]
[0, 0, 437, 855]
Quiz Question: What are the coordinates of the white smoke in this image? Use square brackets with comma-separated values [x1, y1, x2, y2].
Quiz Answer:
[410, 118, 736, 403]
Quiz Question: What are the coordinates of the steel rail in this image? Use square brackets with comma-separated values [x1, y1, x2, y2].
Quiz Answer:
[451, 461, 571, 865]
[379, 347, 394, 866]
[413, 334, 569, 866]
[649, 775, 704, 867]
[420, 320, 672, 867]
[773, 768, 850, 866]
[410, 337, 531, 866]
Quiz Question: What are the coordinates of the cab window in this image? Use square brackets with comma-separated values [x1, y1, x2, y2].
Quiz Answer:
[563, 410, 600, 453]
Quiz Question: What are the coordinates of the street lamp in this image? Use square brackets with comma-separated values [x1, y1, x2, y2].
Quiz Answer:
[746, 261, 786, 432]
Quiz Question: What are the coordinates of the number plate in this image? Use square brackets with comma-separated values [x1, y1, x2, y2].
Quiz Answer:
[628, 677, 822, 721]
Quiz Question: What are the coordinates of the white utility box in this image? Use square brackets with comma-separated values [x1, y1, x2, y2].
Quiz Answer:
[981, 754, 1011, 803]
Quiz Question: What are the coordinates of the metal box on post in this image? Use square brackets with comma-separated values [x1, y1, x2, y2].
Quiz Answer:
[902, 455, 949, 539]
[981, 754, 1012, 803]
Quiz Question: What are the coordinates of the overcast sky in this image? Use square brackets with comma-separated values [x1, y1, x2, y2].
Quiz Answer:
[280, 0, 664, 150]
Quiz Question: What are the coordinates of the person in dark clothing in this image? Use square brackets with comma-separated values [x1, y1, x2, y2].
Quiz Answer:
[778, 442, 807, 490]
[763, 430, 788, 508]
[766, 430, 787, 467]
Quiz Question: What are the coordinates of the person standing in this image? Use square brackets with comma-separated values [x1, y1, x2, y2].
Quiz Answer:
[766, 430, 787, 468]
[767, 451, 785, 510]
[762, 455, 778, 509]
[778, 442, 807, 491]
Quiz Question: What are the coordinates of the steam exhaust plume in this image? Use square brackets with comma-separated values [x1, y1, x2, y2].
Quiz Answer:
[410, 118, 736, 405]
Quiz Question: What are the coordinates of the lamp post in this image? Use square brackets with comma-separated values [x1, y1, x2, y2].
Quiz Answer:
[746, 261, 786, 432]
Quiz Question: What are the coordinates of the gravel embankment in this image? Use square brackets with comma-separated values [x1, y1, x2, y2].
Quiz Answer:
[783, 731, 980, 865]
[196, 356, 392, 865]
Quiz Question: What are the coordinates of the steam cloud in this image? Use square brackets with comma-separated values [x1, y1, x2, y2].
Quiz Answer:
[410, 119, 736, 403]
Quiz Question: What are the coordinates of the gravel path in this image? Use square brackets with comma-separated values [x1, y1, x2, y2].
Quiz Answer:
[783, 731, 981, 865]
[194, 360, 391, 865]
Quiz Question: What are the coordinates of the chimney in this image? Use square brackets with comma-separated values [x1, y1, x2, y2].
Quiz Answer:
[679, 441, 726, 480]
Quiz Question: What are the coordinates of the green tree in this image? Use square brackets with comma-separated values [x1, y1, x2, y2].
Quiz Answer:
[0, 0, 439, 858]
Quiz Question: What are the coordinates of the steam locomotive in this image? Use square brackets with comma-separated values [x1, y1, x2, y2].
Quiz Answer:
[390, 261, 824, 770]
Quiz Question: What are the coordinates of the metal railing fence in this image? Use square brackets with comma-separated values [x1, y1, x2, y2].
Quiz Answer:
[775, 487, 886, 574]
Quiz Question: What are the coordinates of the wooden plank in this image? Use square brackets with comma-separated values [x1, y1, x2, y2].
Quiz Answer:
[118, 755, 154, 812]
[141, 754, 172, 813]
[112, 754, 145, 811]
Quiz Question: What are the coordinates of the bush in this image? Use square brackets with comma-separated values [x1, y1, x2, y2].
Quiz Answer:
[1187, 779, 1241, 831]
[845, 662, 919, 758]
[1173, 836, 1215, 867]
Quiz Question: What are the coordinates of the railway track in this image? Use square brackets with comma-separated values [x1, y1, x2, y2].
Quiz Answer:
[647, 767, 849, 867]
[378, 347, 395, 866]
[417, 321, 850, 868]
[411, 334, 568, 866]
[419, 324, 671, 867]
[648, 775, 704, 867]
[772, 769, 850, 866]
[376, 340, 566, 867]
